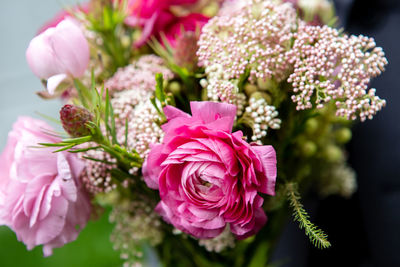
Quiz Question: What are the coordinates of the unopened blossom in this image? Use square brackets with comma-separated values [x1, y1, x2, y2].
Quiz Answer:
[143, 102, 277, 239]
[60, 104, 93, 138]
[26, 18, 90, 94]
[0, 117, 91, 256]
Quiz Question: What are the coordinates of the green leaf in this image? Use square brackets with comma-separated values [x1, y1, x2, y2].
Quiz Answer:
[248, 241, 270, 267]
[150, 95, 163, 118]
[109, 98, 118, 145]
[69, 146, 101, 153]
[105, 89, 112, 139]
[62, 136, 92, 144]
[110, 168, 130, 182]
[39, 142, 69, 147]
[53, 144, 76, 153]
[124, 117, 129, 148]
[73, 79, 91, 109]
[286, 183, 331, 249]
[155, 73, 166, 102]
[82, 156, 114, 165]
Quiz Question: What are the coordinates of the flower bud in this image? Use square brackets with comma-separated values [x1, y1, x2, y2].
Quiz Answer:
[301, 140, 317, 157]
[168, 81, 182, 95]
[257, 77, 277, 91]
[60, 104, 93, 137]
[244, 83, 258, 96]
[323, 144, 343, 162]
[305, 118, 319, 135]
[335, 128, 352, 144]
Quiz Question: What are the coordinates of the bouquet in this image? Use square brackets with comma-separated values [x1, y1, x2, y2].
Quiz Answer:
[0, 0, 388, 266]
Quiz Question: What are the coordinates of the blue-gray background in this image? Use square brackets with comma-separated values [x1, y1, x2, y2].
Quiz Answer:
[0, 1, 124, 266]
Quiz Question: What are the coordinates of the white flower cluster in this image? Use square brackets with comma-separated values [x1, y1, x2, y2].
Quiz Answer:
[198, 226, 235, 253]
[245, 98, 281, 142]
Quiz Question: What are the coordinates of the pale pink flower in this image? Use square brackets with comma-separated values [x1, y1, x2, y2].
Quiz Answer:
[0, 117, 91, 256]
[143, 102, 276, 239]
[26, 18, 89, 94]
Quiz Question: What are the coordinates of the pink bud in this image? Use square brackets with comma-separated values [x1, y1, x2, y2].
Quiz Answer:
[60, 104, 93, 137]
[26, 19, 90, 94]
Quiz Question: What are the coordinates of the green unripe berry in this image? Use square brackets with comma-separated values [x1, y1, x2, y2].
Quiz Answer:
[305, 118, 319, 135]
[323, 145, 343, 162]
[335, 128, 352, 144]
[301, 141, 317, 157]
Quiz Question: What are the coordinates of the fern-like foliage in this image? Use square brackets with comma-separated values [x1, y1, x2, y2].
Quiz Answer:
[286, 183, 331, 249]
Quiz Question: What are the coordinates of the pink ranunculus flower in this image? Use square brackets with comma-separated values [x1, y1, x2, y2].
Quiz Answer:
[26, 18, 90, 94]
[143, 102, 277, 239]
[0, 117, 92, 256]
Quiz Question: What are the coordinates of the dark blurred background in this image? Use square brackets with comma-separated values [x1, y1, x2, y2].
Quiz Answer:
[272, 1, 400, 266]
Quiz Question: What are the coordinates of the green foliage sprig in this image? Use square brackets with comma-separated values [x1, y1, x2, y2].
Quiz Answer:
[41, 75, 143, 173]
[286, 182, 331, 249]
[80, 0, 133, 74]
[151, 73, 176, 124]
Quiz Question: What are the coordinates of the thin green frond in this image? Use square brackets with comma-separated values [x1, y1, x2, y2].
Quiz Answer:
[69, 146, 101, 153]
[82, 156, 115, 165]
[53, 144, 76, 153]
[155, 73, 166, 102]
[286, 183, 331, 249]
[124, 117, 129, 148]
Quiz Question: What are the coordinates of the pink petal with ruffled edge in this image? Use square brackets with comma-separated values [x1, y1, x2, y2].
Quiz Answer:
[251, 145, 277, 196]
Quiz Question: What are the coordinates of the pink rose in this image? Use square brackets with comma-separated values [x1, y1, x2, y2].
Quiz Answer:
[143, 102, 276, 239]
[26, 18, 90, 94]
[0, 117, 91, 256]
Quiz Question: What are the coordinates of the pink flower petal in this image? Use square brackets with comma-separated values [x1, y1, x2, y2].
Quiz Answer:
[190, 101, 237, 132]
[251, 145, 277, 195]
[46, 74, 68, 95]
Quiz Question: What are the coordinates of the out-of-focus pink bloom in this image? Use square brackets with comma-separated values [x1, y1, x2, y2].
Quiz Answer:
[0, 117, 91, 256]
[26, 18, 89, 94]
[125, 0, 204, 46]
[143, 102, 277, 239]
[163, 13, 209, 47]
